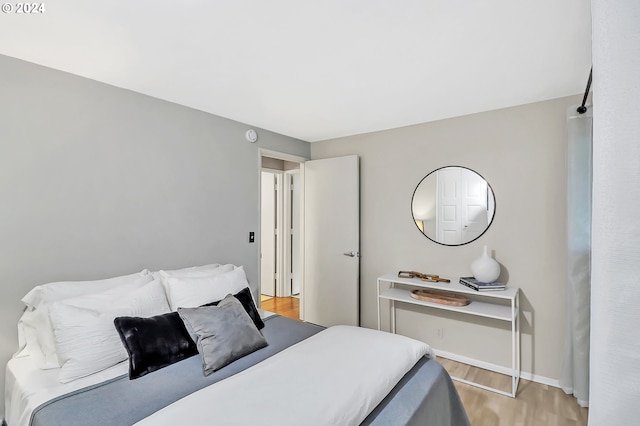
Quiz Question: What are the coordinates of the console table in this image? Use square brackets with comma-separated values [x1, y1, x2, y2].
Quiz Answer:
[377, 273, 520, 397]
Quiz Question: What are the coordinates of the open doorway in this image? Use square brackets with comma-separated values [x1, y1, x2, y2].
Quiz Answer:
[259, 151, 360, 326]
[260, 154, 303, 320]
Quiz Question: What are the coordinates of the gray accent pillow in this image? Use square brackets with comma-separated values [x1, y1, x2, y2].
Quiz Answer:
[177, 294, 268, 376]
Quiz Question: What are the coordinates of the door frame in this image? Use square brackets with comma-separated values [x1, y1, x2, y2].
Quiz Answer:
[258, 149, 308, 318]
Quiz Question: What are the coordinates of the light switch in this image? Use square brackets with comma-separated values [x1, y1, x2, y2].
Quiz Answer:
[249, 232, 255, 243]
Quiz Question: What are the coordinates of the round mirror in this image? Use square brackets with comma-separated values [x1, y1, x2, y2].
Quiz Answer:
[411, 166, 496, 246]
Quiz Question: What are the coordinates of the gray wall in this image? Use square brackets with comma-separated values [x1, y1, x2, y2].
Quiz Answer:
[311, 95, 580, 382]
[0, 55, 310, 416]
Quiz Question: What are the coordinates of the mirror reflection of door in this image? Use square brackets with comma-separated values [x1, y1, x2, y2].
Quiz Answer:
[437, 167, 490, 243]
[436, 167, 461, 244]
[460, 168, 491, 242]
[412, 166, 496, 246]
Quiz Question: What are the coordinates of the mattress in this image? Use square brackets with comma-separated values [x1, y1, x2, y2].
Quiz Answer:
[4, 356, 128, 426]
[3, 308, 276, 426]
[5, 312, 469, 426]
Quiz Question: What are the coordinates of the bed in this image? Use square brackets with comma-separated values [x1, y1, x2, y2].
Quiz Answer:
[4, 265, 470, 426]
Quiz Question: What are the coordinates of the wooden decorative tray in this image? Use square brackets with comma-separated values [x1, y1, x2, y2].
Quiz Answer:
[410, 289, 470, 306]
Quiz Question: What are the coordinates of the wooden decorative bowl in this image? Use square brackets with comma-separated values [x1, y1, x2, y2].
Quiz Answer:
[410, 289, 470, 306]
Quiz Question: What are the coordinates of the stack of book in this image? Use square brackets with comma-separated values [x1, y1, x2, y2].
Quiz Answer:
[459, 276, 506, 291]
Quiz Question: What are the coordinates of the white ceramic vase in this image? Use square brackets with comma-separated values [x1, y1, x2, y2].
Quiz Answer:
[470, 245, 501, 283]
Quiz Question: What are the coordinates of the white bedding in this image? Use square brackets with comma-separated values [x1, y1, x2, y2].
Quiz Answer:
[4, 308, 276, 426]
[4, 356, 128, 426]
[135, 325, 432, 426]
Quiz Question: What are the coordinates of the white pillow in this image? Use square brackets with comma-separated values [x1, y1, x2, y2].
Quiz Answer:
[21, 270, 153, 309]
[165, 266, 251, 310]
[18, 271, 153, 369]
[150, 263, 223, 282]
[159, 263, 235, 280]
[160, 263, 222, 275]
[49, 280, 170, 383]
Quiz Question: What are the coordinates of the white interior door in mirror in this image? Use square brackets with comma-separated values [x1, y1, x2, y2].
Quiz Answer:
[437, 167, 461, 244]
[412, 166, 495, 246]
[461, 168, 490, 242]
[437, 167, 489, 244]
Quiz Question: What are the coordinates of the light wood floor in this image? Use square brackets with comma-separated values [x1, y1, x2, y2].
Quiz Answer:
[259, 297, 587, 425]
[439, 358, 589, 426]
[260, 295, 299, 320]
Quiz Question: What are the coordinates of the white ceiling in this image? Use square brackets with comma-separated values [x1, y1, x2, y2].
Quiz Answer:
[0, 1, 592, 142]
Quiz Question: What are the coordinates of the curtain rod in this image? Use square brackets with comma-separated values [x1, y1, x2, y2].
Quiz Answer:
[577, 68, 593, 114]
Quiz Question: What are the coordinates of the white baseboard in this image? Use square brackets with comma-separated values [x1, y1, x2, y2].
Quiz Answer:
[434, 349, 560, 388]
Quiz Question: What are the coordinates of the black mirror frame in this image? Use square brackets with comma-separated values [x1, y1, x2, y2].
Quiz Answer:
[410, 165, 496, 246]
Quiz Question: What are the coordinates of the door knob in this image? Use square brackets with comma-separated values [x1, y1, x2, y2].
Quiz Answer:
[343, 251, 359, 257]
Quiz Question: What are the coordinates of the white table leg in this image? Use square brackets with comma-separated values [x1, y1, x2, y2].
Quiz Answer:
[377, 279, 381, 330]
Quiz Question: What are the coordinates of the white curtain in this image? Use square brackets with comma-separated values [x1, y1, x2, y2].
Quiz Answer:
[560, 106, 592, 408]
[590, 0, 640, 424]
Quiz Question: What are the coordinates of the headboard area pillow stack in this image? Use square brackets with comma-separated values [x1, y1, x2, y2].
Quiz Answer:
[18, 270, 155, 369]
[14, 263, 264, 384]
[49, 280, 171, 383]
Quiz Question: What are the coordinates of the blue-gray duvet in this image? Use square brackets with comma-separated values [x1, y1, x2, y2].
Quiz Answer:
[30, 316, 469, 426]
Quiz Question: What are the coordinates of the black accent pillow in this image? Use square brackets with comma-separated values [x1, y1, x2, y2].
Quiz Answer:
[202, 287, 265, 330]
[114, 312, 197, 379]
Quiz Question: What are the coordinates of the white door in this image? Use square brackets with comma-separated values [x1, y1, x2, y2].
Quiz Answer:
[436, 168, 490, 245]
[461, 168, 489, 242]
[437, 167, 462, 244]
[286, 170, 302, 295]
[303, 155, 359, 327]
[260, 172, 276, 297]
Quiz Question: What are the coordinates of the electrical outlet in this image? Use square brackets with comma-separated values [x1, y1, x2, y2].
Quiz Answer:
[437, 327, 444, 339]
